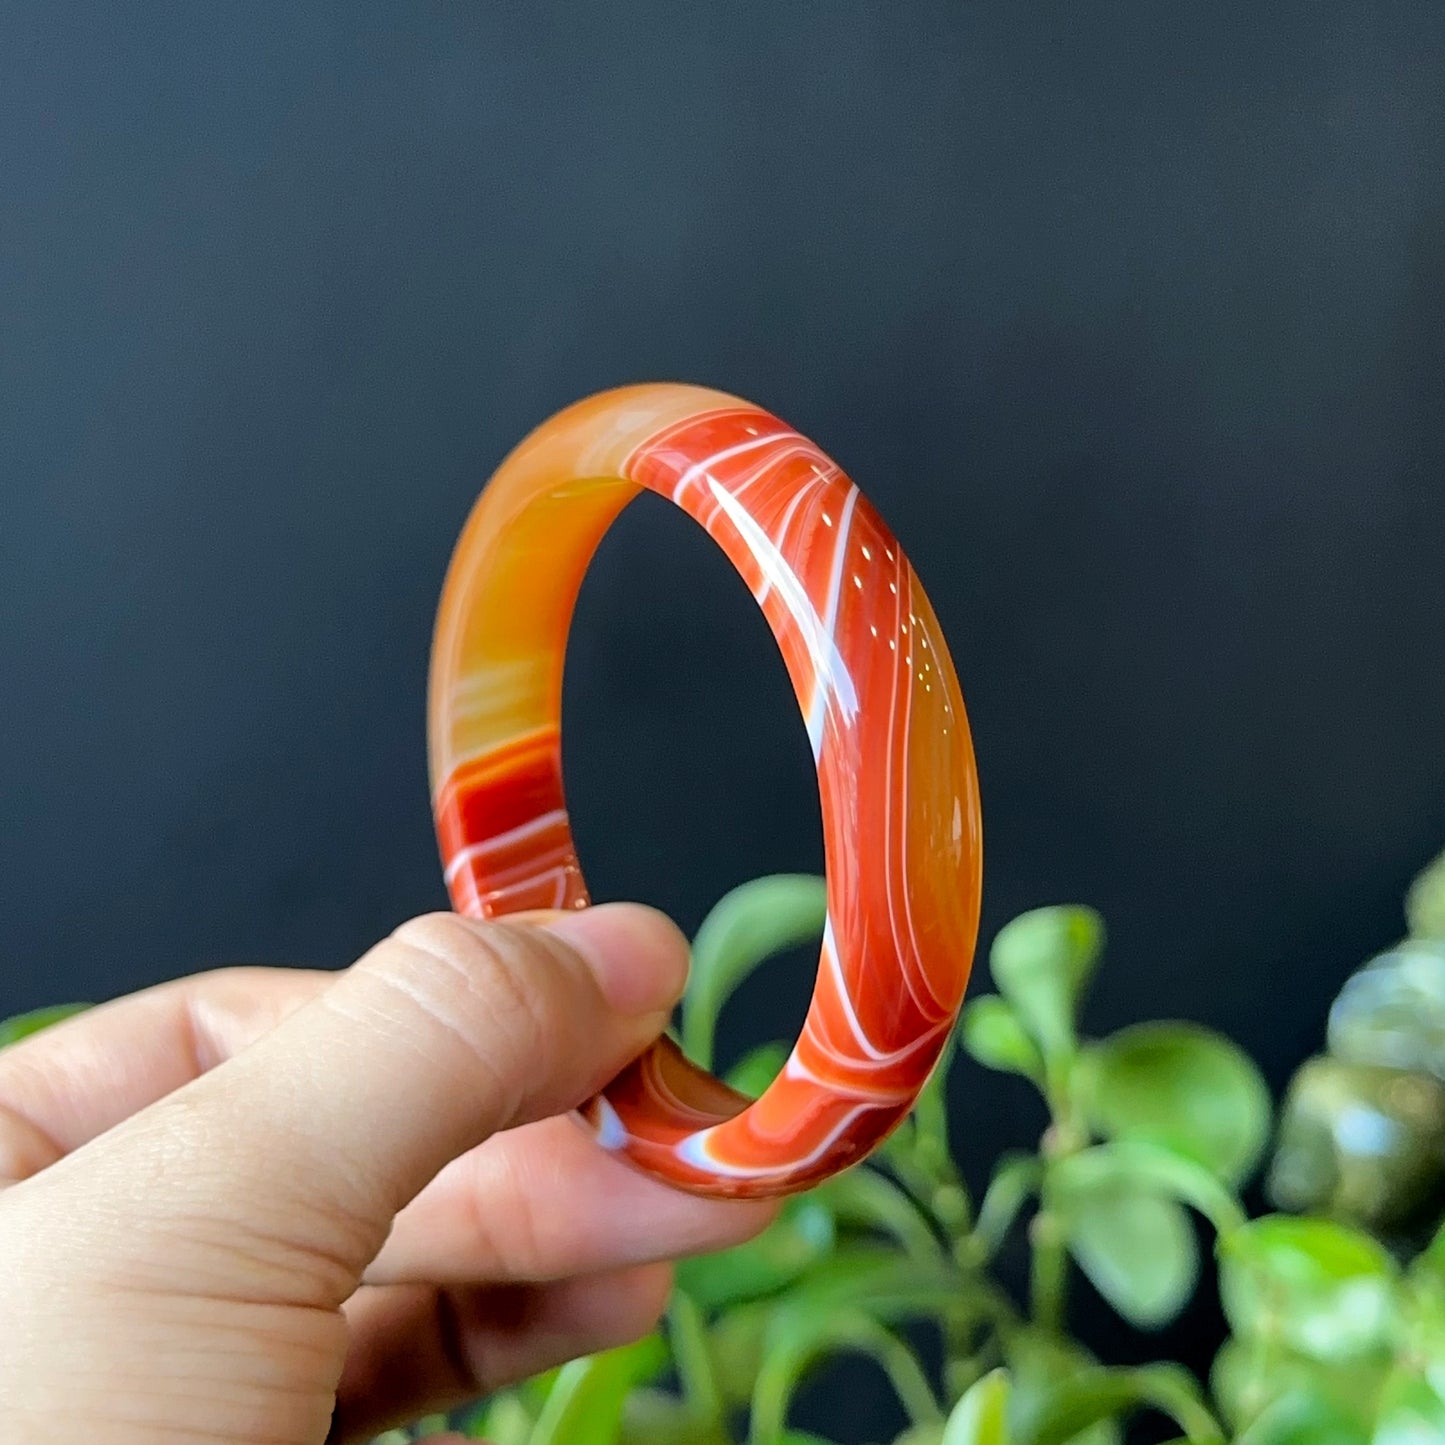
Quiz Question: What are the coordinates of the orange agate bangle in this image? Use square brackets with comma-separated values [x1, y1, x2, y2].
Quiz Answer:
[428, 384, 982, 1198]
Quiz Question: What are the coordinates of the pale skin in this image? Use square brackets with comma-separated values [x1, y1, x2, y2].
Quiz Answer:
[0, 904, 777, 1443]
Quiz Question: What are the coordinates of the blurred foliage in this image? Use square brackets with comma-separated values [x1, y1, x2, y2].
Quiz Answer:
[9, 851, 1445, 1445]
[1269, 892, 1445, 1240]
[419, 848, 1444, 1443]
[0, 1002, 91, 1047]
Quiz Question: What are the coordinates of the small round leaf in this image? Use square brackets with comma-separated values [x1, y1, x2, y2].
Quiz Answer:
[1058, 1181, 1199, 1329]
[1266, 1057, 1445, 1229]
[1080, 1022, 1272, 1186]
[962, 997, 1044, 1081]
[1210, 1339, 1387, 1436]
[1219, 1216, 1398, 1362]
[1230, 1389, 1369, 1445]
[1003, 1331, 1120, 1445]
[988, 906, 1104, 1058]
[1328, 941, 1445, 1083]
[1048, 1141, 1245, 1237]
[1406, 847, 1445, 942]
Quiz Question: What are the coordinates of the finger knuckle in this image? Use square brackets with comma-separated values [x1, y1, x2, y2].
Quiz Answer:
[386, 914, 568, 1098]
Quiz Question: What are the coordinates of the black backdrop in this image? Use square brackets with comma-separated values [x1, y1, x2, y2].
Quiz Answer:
[3, 2, 1444, 1436]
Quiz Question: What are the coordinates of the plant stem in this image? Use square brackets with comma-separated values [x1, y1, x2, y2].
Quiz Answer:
[913, 1056, 954, 1173]
[1029, 1060, 1087, 1334]
[874, 1333, 946, 1427]
[668, 1290, 724, 1430]
[1029, 1203, 1069, 1333]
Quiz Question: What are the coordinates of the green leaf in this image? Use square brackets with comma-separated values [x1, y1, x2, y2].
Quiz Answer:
[1048, 1141, 1246, 1237]
[710, 1301, 773, 1407]
[1371, 1368, 1445, 1445]
[676, 1193, 835, 1310]
[1015, 1364, 1223, 1445]
[1210, 1337, 1303, 1436]
[1328, 941, 1445, 1082]
[514, 1363, 564, 1416]
[684, 875, 828, 1070]
[1056, 1178, 1199, 1329]
[726, 1040, 791, 1097]
[1003, 1332, 1120, 1445]
[1208, 1338, 1257, 1433]
[1080, 1022, 1272, 1186]
[463, 1390, 533, 1442]
[1232, 1389, 1369, 1445]
[1406, 847, 1445, 941]
[962, 997, 1045, 1082]
[0, 1002, 91, 1048]
[528, 1333, 668, 1445]
[942, 1368, 1012, 1444]
[1266, 1056, 1445, 1229]
[617, 1388, 730, 1445]
[1399, 1266, 1445, 1403]
[1011, 1364, 1225, 1445]
[1219, 1216, 1399, 1362]
[988, 906, 1104, 1059]
[1210, 1339, 1388, 1436]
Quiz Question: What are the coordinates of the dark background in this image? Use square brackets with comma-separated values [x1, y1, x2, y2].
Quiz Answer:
[3, 2, 1443, 1437]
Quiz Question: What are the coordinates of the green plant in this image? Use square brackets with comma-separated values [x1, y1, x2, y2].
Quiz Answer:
[440, 853, 1443, 1445]
[7, 857, 1444, 1445]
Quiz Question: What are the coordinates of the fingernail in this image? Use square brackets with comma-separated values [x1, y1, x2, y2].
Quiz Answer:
[544, 903, 690, 1016]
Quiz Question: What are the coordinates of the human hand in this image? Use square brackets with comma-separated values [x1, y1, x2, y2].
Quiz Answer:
[0, 906, 776, 1443]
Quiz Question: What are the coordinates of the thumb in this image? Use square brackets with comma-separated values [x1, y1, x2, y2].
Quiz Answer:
[23, 904, 688, 1308]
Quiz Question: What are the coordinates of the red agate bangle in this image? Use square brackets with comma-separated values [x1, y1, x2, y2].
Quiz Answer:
[428, 384, 982, 1198]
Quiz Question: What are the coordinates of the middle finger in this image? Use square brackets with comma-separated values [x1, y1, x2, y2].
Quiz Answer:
[363, 1113, 777, 1287]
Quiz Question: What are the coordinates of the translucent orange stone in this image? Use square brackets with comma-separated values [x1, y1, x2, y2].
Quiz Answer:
[429, 384, 982, 1198]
